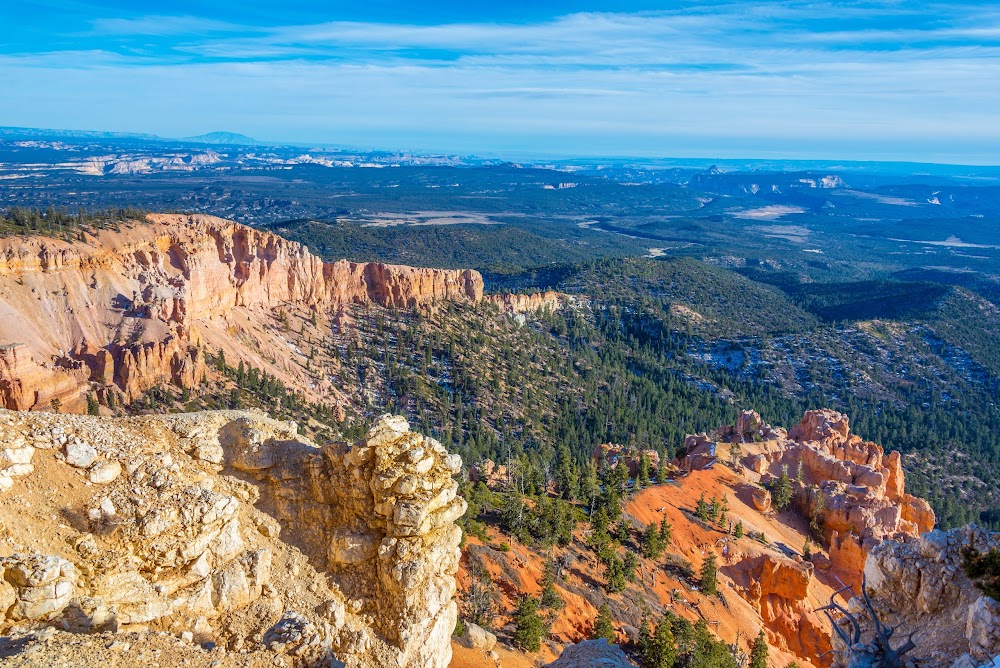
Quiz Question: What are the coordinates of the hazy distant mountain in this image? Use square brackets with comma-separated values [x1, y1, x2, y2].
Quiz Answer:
[0, 126, 257, 146]
[0, 126, 161, 141]
[183, 131, 257, 145]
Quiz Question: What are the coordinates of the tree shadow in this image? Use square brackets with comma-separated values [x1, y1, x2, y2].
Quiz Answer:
[0, 636, 31, 659]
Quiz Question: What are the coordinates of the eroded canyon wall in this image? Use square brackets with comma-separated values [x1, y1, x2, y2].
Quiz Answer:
[0, 214, 484, 411]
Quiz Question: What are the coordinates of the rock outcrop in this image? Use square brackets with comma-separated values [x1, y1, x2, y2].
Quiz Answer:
[835, 526, 1000, 667]
[0, 409, 465, 668]
[707, 409, 934, 582]
[544, 638, 637, 667]
[0, 214, 484, 412]
[720, 546, 832, 663]
[486, 290, 564, 314]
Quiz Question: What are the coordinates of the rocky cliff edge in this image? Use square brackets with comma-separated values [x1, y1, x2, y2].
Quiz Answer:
[0, 214, 484, 412]
[0, 409, 465, 668]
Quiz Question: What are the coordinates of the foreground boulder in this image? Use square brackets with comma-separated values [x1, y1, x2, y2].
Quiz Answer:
[835, 526, 1000, 667]
[0, 409, 465, 668]
[544, 639, 638, 667]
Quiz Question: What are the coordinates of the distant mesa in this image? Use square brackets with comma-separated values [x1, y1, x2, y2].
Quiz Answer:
[183, 131, 258, 146]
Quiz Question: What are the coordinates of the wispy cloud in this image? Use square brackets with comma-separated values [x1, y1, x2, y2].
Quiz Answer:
[1, 1, 999, 161]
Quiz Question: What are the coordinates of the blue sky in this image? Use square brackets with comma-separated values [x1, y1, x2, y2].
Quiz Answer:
[2, 1, 1000, 163]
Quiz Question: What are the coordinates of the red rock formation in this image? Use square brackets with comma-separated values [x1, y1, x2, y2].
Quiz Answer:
[739, 553, 831, 660]
[717, 409, 934, 585]
[0, 344, 89, 411]
[592, 443, 661, 478]
[0, 214, 485, 410]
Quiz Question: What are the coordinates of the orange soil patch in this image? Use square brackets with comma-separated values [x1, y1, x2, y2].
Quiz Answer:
[457, 464, 847, 667]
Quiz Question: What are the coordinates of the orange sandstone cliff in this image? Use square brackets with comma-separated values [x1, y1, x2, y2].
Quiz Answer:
[711, 408, 935, 580]
[0, 214, 484, 412]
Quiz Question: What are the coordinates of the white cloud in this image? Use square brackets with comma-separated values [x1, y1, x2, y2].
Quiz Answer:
[2, 2, 999, 161]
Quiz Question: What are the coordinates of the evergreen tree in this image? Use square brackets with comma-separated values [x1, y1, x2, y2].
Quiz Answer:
[643, 617, 677, 668]
[691, 619, 737, 668]
[592, 603, 616, 643]
[637, 452, 652, 489]
[961, 544, 1000, 600]
[589, 507, 611, 552]
[770, 470, 794, 511]
[707, 496, 719, 524]
[512, 596, 546, 652]
[734, 520, 744, 539]
[642, 522, 663, 559]
[540, 556, 565, 610]
[659, 517, 673, 546]
[624, 550, 638, 582]
[700, 554, 718, 596]
[460, 560, 497, 629]
[749, 630, 768, 668]
[603, 551, 628, 593]
[695, 493, 711, 522]
[581, 459, 601, 512]
[554, 443, 578, 500]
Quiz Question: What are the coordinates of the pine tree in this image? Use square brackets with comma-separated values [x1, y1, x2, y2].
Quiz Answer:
[638, 610, 654, 660]
[624, 550, 638, 582]
[460, 561, 497, 629]
[554, 443, 578, 501]
[695, 493, 710, 522]
[749, 630, 768, 668]
[643, 617, 677, 668]
[581, 460, 600, 512]
[512, 596, 546, 652]
[771, 470, 794, 511]
[700, 554, 718, 596]
[717, 496, 730, 528]
[592, 603, 616, 643]
[540, 556, 565, 610]
[642, 522, 663, 559]
[637, 453, 651, 489]
[734, 520, 744, 539]
[659, 517, 672, 546]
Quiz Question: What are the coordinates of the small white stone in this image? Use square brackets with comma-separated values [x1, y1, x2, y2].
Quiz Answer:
[65, 442, 97, 468]
[89, 460, 122, 485]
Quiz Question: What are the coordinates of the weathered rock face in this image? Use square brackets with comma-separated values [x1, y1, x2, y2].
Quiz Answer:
[830, 526, 1000, 667]
[717, 409, 934, 583]
[544, 638, 637, 667]
[592, 443, 661, 479]
[486, 290, 564, 314]
[0, 408, 465, 668]
[0, 214, 484, 411]
[726, 551, 832, 662]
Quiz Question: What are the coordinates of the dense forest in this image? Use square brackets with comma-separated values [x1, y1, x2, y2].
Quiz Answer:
[151, 256, 1000, 529]
[0, 206, 148, 238]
